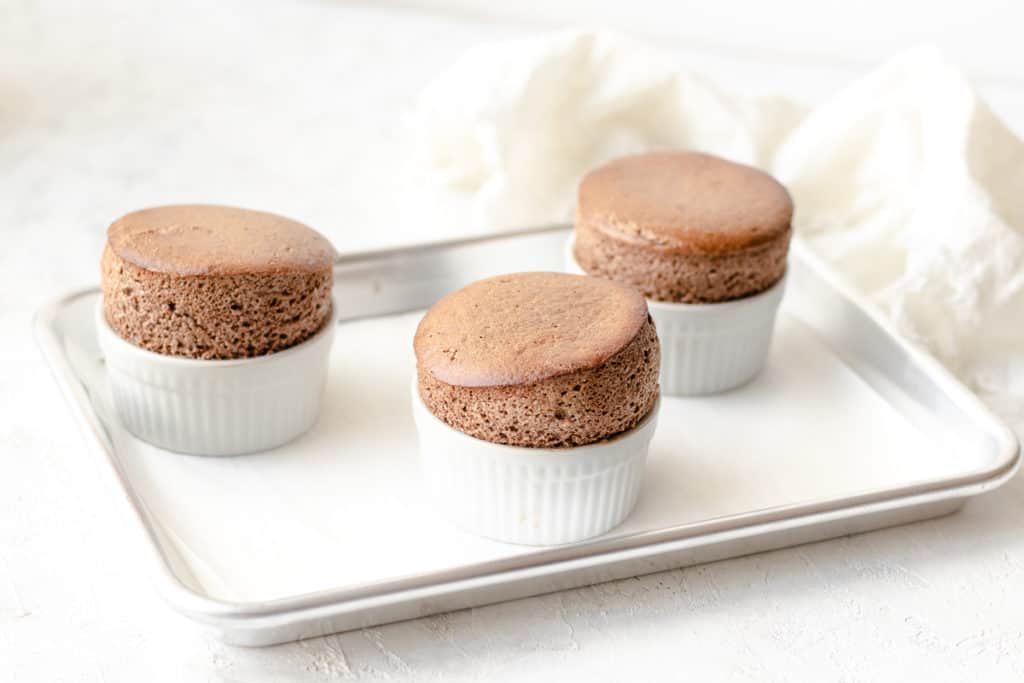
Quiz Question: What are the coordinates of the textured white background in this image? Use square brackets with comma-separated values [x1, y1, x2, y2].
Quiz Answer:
[3, 1, 1024, 680]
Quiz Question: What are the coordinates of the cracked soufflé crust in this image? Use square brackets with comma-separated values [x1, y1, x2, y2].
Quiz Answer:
[414, 272, 660, 448]
[100, 204, 335, 360]
[574, 151, 793, 303]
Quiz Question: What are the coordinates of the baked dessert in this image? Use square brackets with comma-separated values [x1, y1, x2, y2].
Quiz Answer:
[411, 271, 662, 545]
[414, 272, 659, 448]
[101, 204, 335, 359]
[574, 151, 793, 303]
[95, 204, 337, 456]
[569, 151, 793, 396]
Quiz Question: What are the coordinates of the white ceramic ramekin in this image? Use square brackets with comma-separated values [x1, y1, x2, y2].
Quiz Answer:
[566, 238, 786, 396]
[95, 301, 336, 456]
[411, 385, 659, 546]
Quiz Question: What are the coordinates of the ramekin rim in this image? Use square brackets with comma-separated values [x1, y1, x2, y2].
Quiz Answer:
[410, 378, 660, 457]
[95, 295, 338, 368]
[564, 234, 787, 313]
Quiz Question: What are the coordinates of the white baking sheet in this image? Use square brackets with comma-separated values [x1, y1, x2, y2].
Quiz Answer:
[60, 291, 974, 603]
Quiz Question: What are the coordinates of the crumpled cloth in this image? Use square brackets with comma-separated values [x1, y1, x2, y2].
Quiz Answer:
[410, 31, 1024, 426]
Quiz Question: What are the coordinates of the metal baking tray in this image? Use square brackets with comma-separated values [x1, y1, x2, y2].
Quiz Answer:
[36, 225, 1020, 646]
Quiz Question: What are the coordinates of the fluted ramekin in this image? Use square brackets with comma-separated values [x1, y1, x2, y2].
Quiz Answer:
[411, 384, 659, 546]
[566, 237, 785, 396]
[95, 300, 336, 456]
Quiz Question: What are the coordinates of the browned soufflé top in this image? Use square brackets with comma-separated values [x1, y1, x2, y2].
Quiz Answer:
[107, 204, 335, 276]
[416, 272, 648, 387]
[415, 272, 660, 448]
[574, 151, 793, 303]
[577, 152, 793, 255]
[101, 205, 335, 360]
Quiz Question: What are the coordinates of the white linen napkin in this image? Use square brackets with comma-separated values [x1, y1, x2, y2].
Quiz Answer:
[410, 31, 1024, 428]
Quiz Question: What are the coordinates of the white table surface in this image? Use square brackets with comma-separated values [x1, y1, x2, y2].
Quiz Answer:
[3, 1, 1024, 680]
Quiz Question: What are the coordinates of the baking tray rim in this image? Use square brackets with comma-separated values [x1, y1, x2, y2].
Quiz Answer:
[34, 225, 1021, 628]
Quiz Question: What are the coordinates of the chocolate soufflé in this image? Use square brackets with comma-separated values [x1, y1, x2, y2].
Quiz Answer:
[414, 272, 660, 448]
[574, 151, 793, 303]
[101, 204, 335, 360]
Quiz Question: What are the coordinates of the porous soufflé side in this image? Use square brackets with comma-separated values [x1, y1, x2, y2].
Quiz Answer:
[574, 151, 793, 303]
[414, 272, 660, 448]
[101, 204, 335, 360]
